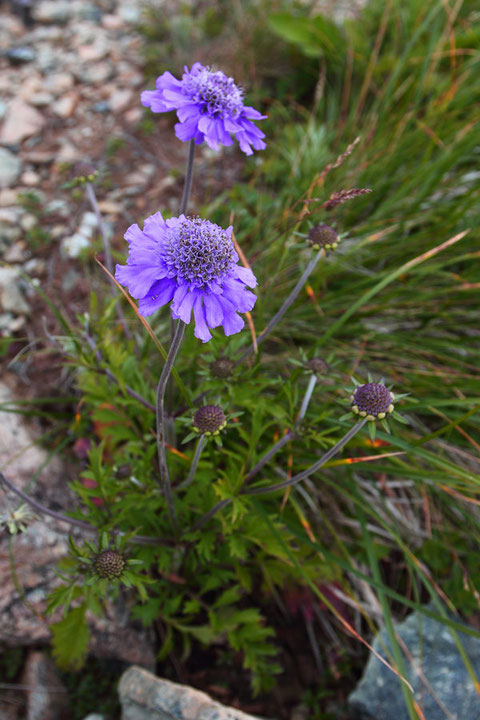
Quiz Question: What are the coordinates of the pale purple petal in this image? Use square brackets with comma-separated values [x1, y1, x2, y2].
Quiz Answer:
[172, 288, 197, 324]
[115, 264, 166, 299]
[232, 265, 257, 287]
[203, 293, 224, 328]
[141, 63, 266, 154]
[193, 297, 212, 342]
[116, 214, 259, 343]
[138, 278, 176, 316]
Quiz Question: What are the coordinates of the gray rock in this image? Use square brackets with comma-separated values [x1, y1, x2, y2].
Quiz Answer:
[0, 99, 46, 144]
[83, 715, 106, 720]
[0, 148, 22, 188]
[92, 100, 110, 113]
[35, 0, 73, 24]
[119, 666, 268, 720]
[0, 266, 31, 313]
[6, 46, 36, 65]
[348, 608, 480, 720]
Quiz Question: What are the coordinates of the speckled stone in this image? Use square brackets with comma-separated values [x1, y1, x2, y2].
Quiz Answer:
[119, 667, 270, 720]
[348, 607, 480, 719]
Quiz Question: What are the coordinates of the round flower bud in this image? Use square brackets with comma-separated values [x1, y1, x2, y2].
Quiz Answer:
[351, 383, 394, 420]
[306, 357, 329, 376]
[210, 357, 235, 379]
[94, 550, 126, 579]
[307, 224, 339, 251]
[193, 405, 226, 436]
[70, 161, 98, 186]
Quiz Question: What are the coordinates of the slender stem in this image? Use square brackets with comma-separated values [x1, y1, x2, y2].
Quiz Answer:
[235, 249, 323, 365]
[243, 431, 295, 485]
[86, 182, 132, 339]
[191, 498, 231, 532]
[243, 419, 367, 496]
[156, 321, 186, 530]
[179, 139, 196, 216]
[86, 182, 112, 274]
[176, 435, 206, 491]
[296, 375, 318, 428]
[0, 472, 173, 547]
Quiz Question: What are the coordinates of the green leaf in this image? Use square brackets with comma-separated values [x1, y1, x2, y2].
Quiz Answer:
[51, 605, 89, 670]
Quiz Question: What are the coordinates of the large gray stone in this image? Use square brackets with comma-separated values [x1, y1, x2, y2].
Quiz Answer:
[119, 666, 269, 720]
[348, 608, 480, 720]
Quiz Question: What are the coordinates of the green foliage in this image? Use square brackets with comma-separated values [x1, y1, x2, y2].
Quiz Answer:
[59, 657, 122, 720]
[9, 0, 479, 708]
[51, 605, 90, 671]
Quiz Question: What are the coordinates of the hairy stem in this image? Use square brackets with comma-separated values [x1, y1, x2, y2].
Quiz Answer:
[189, 420, 367, 530]
[236, 249, 323, 365]
[296, 374, 318, 428]
[179, 139, 196, 216]
[0, 473, 172, 547]
[176, 435, 206, 491]
[243, 419, 367, 496]
[156, 321, 186, 531]
[243, 431, 295, 485]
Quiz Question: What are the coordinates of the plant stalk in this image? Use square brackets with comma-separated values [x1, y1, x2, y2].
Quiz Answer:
[243, 419, 367, 495]
[176, 435, 206, 491]
[156, 320, 186, 531]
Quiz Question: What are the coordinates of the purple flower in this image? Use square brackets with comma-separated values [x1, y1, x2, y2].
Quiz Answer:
[141, 62, 267, 156]
[115, 213, 257, 343]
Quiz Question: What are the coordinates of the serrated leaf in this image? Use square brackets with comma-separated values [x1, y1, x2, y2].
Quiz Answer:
[51, 605, 89, 670]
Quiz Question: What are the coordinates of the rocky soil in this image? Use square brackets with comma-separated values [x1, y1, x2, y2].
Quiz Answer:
[0, 0, 243, 715]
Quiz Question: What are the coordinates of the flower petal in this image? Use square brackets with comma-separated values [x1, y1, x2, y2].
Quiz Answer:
[115, 263, 166, 299]
[171, 286, 197, 323]
[175, 117, 200, 143]
[193, 296, 212, 342]
[222, 280, 257, 313]
[232, 265, 257, 287]
[138, 278, 176, 317]
[203, 293, 224, 328]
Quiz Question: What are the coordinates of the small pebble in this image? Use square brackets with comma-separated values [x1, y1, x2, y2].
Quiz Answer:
[6, 47, 36, 65]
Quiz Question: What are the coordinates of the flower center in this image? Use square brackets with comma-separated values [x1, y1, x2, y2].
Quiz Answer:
[183, 67, 244, 118]
[352, 383, 393, 415]
[164, 217, 236, 288]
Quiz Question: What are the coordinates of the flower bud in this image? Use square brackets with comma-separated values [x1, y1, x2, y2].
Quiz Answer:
[307, 224, 339, 251]
[306, 357, 329, 376]
[70, 161, 98, 186]
[193, 405, 226, 436]
[210, 357, 235, 379]
[350, 382, 394, 421]
[93, 549, 126, 579]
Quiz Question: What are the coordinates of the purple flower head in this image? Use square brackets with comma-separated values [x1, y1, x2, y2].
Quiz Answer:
[115, 212, 257, 343]
[141, 62, 267, 156]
